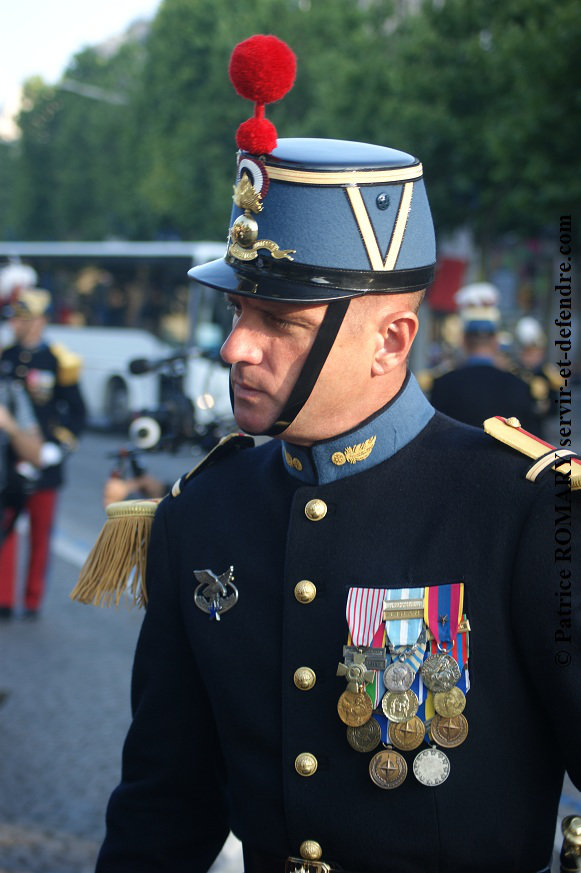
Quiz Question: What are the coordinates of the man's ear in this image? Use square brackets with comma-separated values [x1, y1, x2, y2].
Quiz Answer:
[371, 310, 419, 376]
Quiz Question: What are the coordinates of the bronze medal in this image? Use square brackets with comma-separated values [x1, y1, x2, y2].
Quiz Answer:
[430, 713, 469, 748]
[420, 653, 461, 692]
[346, 718, 381, 753]
[369, 747, 408, 789]
[388, 715, 426, 751]
[433, 686, 466, 718]
[381, 689, 419, 723]
[337, 689, 373, 727]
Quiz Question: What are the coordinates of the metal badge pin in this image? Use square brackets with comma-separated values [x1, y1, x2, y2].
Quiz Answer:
[193, 566, 238, 620]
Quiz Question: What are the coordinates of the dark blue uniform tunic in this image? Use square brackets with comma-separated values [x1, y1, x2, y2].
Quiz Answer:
[97, 374, 580, 873]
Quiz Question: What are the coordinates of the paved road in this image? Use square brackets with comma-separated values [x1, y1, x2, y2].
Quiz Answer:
[0, 433, 243, 873]
[1, 412, 580, 872]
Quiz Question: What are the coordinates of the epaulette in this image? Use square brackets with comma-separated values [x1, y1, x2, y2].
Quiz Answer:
[70, 434, 254, 609]
[170, 432, 255, 497]
[50, 343, 83, 386]
[483, 416, 581, 490]
[70, 498, 161, 608]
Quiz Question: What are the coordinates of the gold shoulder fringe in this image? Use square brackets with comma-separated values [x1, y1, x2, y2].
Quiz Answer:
[70, 498, 161, 608]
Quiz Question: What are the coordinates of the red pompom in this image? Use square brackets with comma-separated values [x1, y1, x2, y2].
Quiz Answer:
[229, 35, 296, 105]
[236, 116, 278, 155]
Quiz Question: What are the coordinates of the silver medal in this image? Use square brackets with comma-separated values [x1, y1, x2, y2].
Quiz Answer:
[413, 747, 451, 786]
[383, 659, 415, 692]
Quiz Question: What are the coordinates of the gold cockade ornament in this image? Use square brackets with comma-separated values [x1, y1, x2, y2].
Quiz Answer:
[228, 172, 296, 263]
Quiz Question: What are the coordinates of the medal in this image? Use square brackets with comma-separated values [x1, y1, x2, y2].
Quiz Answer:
[369, 746, 408, 789]
[336, 653, 374, 693]
[430, 713, 469, 748]
[388, 715, 425, 751]
[413, 746, 451, 786]
[383, 659, 414, 692]
[420, 652, 461, 692]
[337, 689, 373, 727]
[433, 686, 466, 718]
[381, 689, 419, 723]
[346, 718, 381, 753]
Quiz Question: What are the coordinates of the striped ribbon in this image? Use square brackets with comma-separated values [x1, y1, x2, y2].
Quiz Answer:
[424, 582, 463, 647]
[346, 588, 388, 647]
[384, 587, 425, 646]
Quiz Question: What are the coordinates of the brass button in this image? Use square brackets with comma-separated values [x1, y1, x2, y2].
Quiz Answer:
[506, 417, 521, 428]
[304, 498, 327, 521]
[294, 580, 317, 603]
[294, 667, 316, 691]
[300, 840, 322, 860]
[295, 752, 318, 777]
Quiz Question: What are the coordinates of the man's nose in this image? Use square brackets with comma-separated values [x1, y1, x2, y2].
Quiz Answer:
[220, 322, 264, 366]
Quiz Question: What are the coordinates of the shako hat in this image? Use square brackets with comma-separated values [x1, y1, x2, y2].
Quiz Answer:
[10, 287, 53, 319]
[455, 282, 500, 335]
[191, 37, 435, 302]
[190, 35, 436, 436]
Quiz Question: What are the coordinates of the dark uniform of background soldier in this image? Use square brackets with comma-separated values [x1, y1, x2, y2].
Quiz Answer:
[0, 286, 86, 618]
[512, 316, 564, 438]
[426, 282, 541, 432]
[75, 36, 581, 873]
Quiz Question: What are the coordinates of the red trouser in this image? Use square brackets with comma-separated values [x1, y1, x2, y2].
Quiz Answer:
[0, 489, 58, 612]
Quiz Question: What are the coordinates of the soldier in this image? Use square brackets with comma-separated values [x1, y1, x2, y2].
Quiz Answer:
[0, 287, 86, 617]
[427, 282, 540, 431]
[513, 316, 563, 436]
[78, 35, 580, 873]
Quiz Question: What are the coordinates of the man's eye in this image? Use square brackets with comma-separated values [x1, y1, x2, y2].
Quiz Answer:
[266, 312, 296, 329]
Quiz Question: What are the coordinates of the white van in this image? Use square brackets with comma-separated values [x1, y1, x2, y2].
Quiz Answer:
[44, 323, 232, 430]
[0, 240, 232, 431]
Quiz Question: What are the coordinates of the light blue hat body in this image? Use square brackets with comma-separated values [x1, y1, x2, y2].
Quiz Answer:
[191, 137, 436, 302]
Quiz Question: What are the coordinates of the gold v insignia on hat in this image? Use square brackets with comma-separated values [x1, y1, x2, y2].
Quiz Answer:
[194, 566, 238, 620]
[345, 182, 414, 271]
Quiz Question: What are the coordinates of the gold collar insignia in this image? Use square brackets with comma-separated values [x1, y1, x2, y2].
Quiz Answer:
[331, 435, 376, 466]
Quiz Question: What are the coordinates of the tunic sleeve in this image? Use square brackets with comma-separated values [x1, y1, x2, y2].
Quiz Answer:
[511, 476, 581, 789]
[96, 499, 230, 873]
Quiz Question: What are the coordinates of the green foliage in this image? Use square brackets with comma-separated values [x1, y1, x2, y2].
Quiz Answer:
[3, 0, 579, 245]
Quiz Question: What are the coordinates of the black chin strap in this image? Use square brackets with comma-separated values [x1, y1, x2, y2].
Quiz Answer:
[229, 298, 351, 438]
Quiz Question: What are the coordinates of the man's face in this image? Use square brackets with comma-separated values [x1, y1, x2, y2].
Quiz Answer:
[220, 293, 397, 444]
[11, 315, 44, 345]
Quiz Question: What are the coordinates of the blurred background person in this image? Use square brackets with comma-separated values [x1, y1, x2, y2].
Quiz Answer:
[0, 285, 43, 619]
[512, 315, 562, 436]
[0, 286, 87, 619]
[427, 282, 538, 430]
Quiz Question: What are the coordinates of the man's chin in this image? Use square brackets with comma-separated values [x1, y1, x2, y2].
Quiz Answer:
[232, 405, 276, 437]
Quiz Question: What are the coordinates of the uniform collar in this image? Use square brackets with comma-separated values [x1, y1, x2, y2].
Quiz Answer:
[281, 371, 434, 484]
[464, 354, 495, 366]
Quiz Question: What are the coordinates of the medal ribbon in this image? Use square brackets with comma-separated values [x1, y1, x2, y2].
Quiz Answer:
[424, 582, 463, 647]
[384, 587, 424, 646]
[346, 588, 388, 647]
